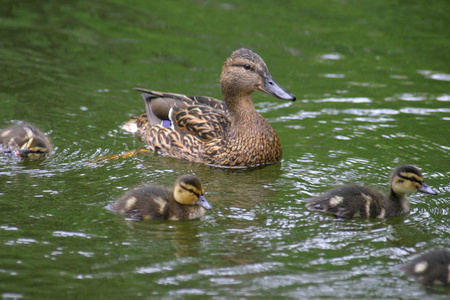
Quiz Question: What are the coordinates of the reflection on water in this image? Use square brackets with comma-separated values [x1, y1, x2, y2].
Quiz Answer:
[1, 0, 449, 299]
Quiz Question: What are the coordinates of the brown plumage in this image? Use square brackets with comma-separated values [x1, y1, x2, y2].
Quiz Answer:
[306, 165, 438, 219]
[402, 249, 450, 286]
[0, 123, 53, 160]
[107, 175, 212, 221]
[123, 48, 296, 168]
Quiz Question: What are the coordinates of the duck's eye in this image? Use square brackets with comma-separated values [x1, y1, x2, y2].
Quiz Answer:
[243, 64, 251, 70]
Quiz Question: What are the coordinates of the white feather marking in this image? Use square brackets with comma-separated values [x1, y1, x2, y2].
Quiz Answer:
[329, 196, 344, 207]
[153, 197, 166, 214]
[377, 208, 385, 218]
[122, 121, 138, 133]
[168, 107, 175, 130]
[1, 129, 11, 138]
[361, 193, 372, 216]
[23, 126, 35, 139]
[125, 196, 137, 210]
[413, 261, 428, 273]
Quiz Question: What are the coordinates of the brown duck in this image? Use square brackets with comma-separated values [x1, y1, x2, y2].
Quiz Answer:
[123, 48, 296, 168]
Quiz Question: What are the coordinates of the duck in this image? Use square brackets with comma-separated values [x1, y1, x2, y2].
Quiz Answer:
[402, 249, 450, 286]
[107, 175, 213, 220]
[305, 165, 438, 219]
[123, 48, 296, 168]
[0, 123, 53, 160]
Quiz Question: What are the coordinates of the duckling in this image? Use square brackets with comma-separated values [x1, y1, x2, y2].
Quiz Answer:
[123, 48, 296, 168]
[0, 123, 53, 160]
[107, 175, 212, 220]
[305, 165, 438, 219]
[402, 249, 450, 286]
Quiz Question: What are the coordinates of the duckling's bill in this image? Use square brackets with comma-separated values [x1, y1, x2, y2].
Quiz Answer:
[418, 182, 438, 195]
[196, 195, 213, 210]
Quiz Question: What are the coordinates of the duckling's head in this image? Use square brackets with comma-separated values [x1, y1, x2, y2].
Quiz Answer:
[173, 175, 212, 210]
[390, 165, 438, 196]
[220, 48, 296, 103]
[17, 136, 52, 160]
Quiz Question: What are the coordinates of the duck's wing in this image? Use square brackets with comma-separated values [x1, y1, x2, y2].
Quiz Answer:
[133, 88, 230, 142]
[135, 121, 206, 163]
[134, 88, 227, 111]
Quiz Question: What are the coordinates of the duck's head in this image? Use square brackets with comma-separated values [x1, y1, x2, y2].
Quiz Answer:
[390, 165, 438, 196]
[220, 48, 296, 102]
[173, 175, 213, 210]
[17, 136, 52, 159]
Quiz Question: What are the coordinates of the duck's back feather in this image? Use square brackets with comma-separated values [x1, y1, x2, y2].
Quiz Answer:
[135, 88, 231, 142]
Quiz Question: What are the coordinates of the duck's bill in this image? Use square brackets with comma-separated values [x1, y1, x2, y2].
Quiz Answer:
[196, 195, 213, 210]
[418, 182, 438, 195]
[258, 74, 296, 101]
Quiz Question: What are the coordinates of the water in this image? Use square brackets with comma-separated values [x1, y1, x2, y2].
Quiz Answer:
[1, 0, 449, 298]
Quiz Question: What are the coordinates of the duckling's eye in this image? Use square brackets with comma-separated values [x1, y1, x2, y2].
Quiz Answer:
[180, 184, 200, 197]
[186, 188, 199, 196]
[408, 176, 421, 184]
[243, 64, 251, 70]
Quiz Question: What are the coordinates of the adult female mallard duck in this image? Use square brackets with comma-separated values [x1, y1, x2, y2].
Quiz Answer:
[402, 249, 450, 286]
[0, 123, 53, 159]
[107, 175, 212, 220]
[306, 165, 438, 219]
[123, 48, 296, 168]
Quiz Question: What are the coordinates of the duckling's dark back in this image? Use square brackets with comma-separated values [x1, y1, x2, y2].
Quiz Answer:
[402, 249, 450, 286]
[306, 185, 392, 218]
[109, 185, 172, 220]
[0, 123, 52, 158]
[0, 124, 33, 147]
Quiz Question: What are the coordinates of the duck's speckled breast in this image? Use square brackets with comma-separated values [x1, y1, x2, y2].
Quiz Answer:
[203, 113, 281, 167]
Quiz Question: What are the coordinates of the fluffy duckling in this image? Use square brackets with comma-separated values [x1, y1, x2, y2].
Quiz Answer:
[107, 175, 213, 220]
[306, 165, 438, 219]
[0, 123, 53, 159]
[402, 249, 450, 286]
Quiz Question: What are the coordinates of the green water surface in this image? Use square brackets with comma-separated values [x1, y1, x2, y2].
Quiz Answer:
[0, 0, 449, 299]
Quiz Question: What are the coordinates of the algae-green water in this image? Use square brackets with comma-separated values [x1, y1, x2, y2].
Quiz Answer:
[1, 0, 449, 298]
